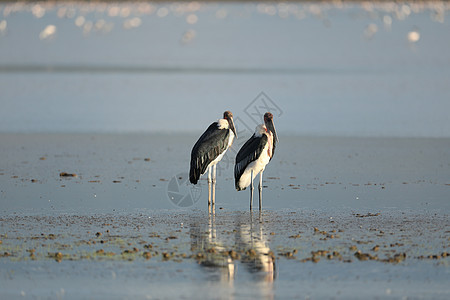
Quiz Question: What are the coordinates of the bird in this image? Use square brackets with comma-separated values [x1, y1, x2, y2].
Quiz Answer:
[190, 111, 237, 208]
[235, 112, 278, 211]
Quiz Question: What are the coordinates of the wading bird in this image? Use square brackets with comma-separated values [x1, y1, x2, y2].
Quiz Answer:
[235, 112, 278, 210]
[190, 111, 237, 207]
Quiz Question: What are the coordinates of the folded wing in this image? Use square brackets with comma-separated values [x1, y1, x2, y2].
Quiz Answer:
[190, 122, 230, 184]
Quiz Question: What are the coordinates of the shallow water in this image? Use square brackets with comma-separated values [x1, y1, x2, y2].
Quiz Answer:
[1, 210, 449, 299]
[0, 133, 449, 298]
[0, 133, 449, 214]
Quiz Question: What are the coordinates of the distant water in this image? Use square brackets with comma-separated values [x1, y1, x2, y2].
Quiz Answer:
[0, 2, 449, 137]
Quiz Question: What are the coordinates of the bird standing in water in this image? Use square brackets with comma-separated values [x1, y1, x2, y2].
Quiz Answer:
[190, 111, 237, 208]
[235, 112, 278, 210]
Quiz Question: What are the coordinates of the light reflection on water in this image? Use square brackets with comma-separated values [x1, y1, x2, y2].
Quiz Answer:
[1, 1, 449, 41]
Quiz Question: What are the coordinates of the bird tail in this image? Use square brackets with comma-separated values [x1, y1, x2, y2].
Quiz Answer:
[189, 160, 200, 185]
[235, 174, 246, 191]
[236, 185, 246, 191]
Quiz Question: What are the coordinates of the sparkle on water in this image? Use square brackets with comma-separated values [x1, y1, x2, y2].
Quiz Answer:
[0, 1, 449, 38]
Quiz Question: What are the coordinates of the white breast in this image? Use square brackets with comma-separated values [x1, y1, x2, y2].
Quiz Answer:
[227, 130, 235, 148]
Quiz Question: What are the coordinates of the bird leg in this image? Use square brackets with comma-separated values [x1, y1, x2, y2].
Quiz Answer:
[207, 166, 212, 208]
[250, 170, 254, 211]
[259, 170, 263, 211]
[212, 164, 217, 208]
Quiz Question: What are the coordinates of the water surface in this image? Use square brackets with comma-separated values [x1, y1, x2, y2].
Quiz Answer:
[1, 1, 449, 136]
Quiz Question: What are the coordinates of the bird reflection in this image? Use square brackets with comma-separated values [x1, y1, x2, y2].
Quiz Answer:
[190, 209, 236, 283]
[235, 212, 276, 283]
[190, 210, 276, 286]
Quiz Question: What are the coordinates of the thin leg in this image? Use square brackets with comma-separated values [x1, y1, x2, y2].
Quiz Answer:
[250, 170, 254, 211]
[208, 207, 216, 237]
[212, 164, 217, 207]
[210, 202, 215, 216]
[207, 166, 212, 208]
[259, 170, 263, 211]
[208, 207, 212, 238]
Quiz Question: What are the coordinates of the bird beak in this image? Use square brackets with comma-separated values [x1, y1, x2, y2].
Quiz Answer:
[267, 119, 278, 144]
[229, 117, 237, 138]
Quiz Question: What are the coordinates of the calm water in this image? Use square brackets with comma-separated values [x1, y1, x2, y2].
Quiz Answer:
[1, 2, 450, 136]
[1, 133, 448, 213]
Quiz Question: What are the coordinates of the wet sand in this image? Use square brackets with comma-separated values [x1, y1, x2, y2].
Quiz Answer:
[0, 133, 449, 299]
[0, 211, 449, 299]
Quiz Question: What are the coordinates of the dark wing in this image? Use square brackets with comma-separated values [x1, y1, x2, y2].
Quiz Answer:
[234, 134, 268, 188]
[189, 122, 230, 184]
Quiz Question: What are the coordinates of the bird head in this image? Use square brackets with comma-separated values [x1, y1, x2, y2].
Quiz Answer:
[223, 111, 237, 138]
[264, 112, 278, 144]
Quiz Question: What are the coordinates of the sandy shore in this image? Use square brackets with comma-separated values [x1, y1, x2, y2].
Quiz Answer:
[0, 133, 449, 298]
